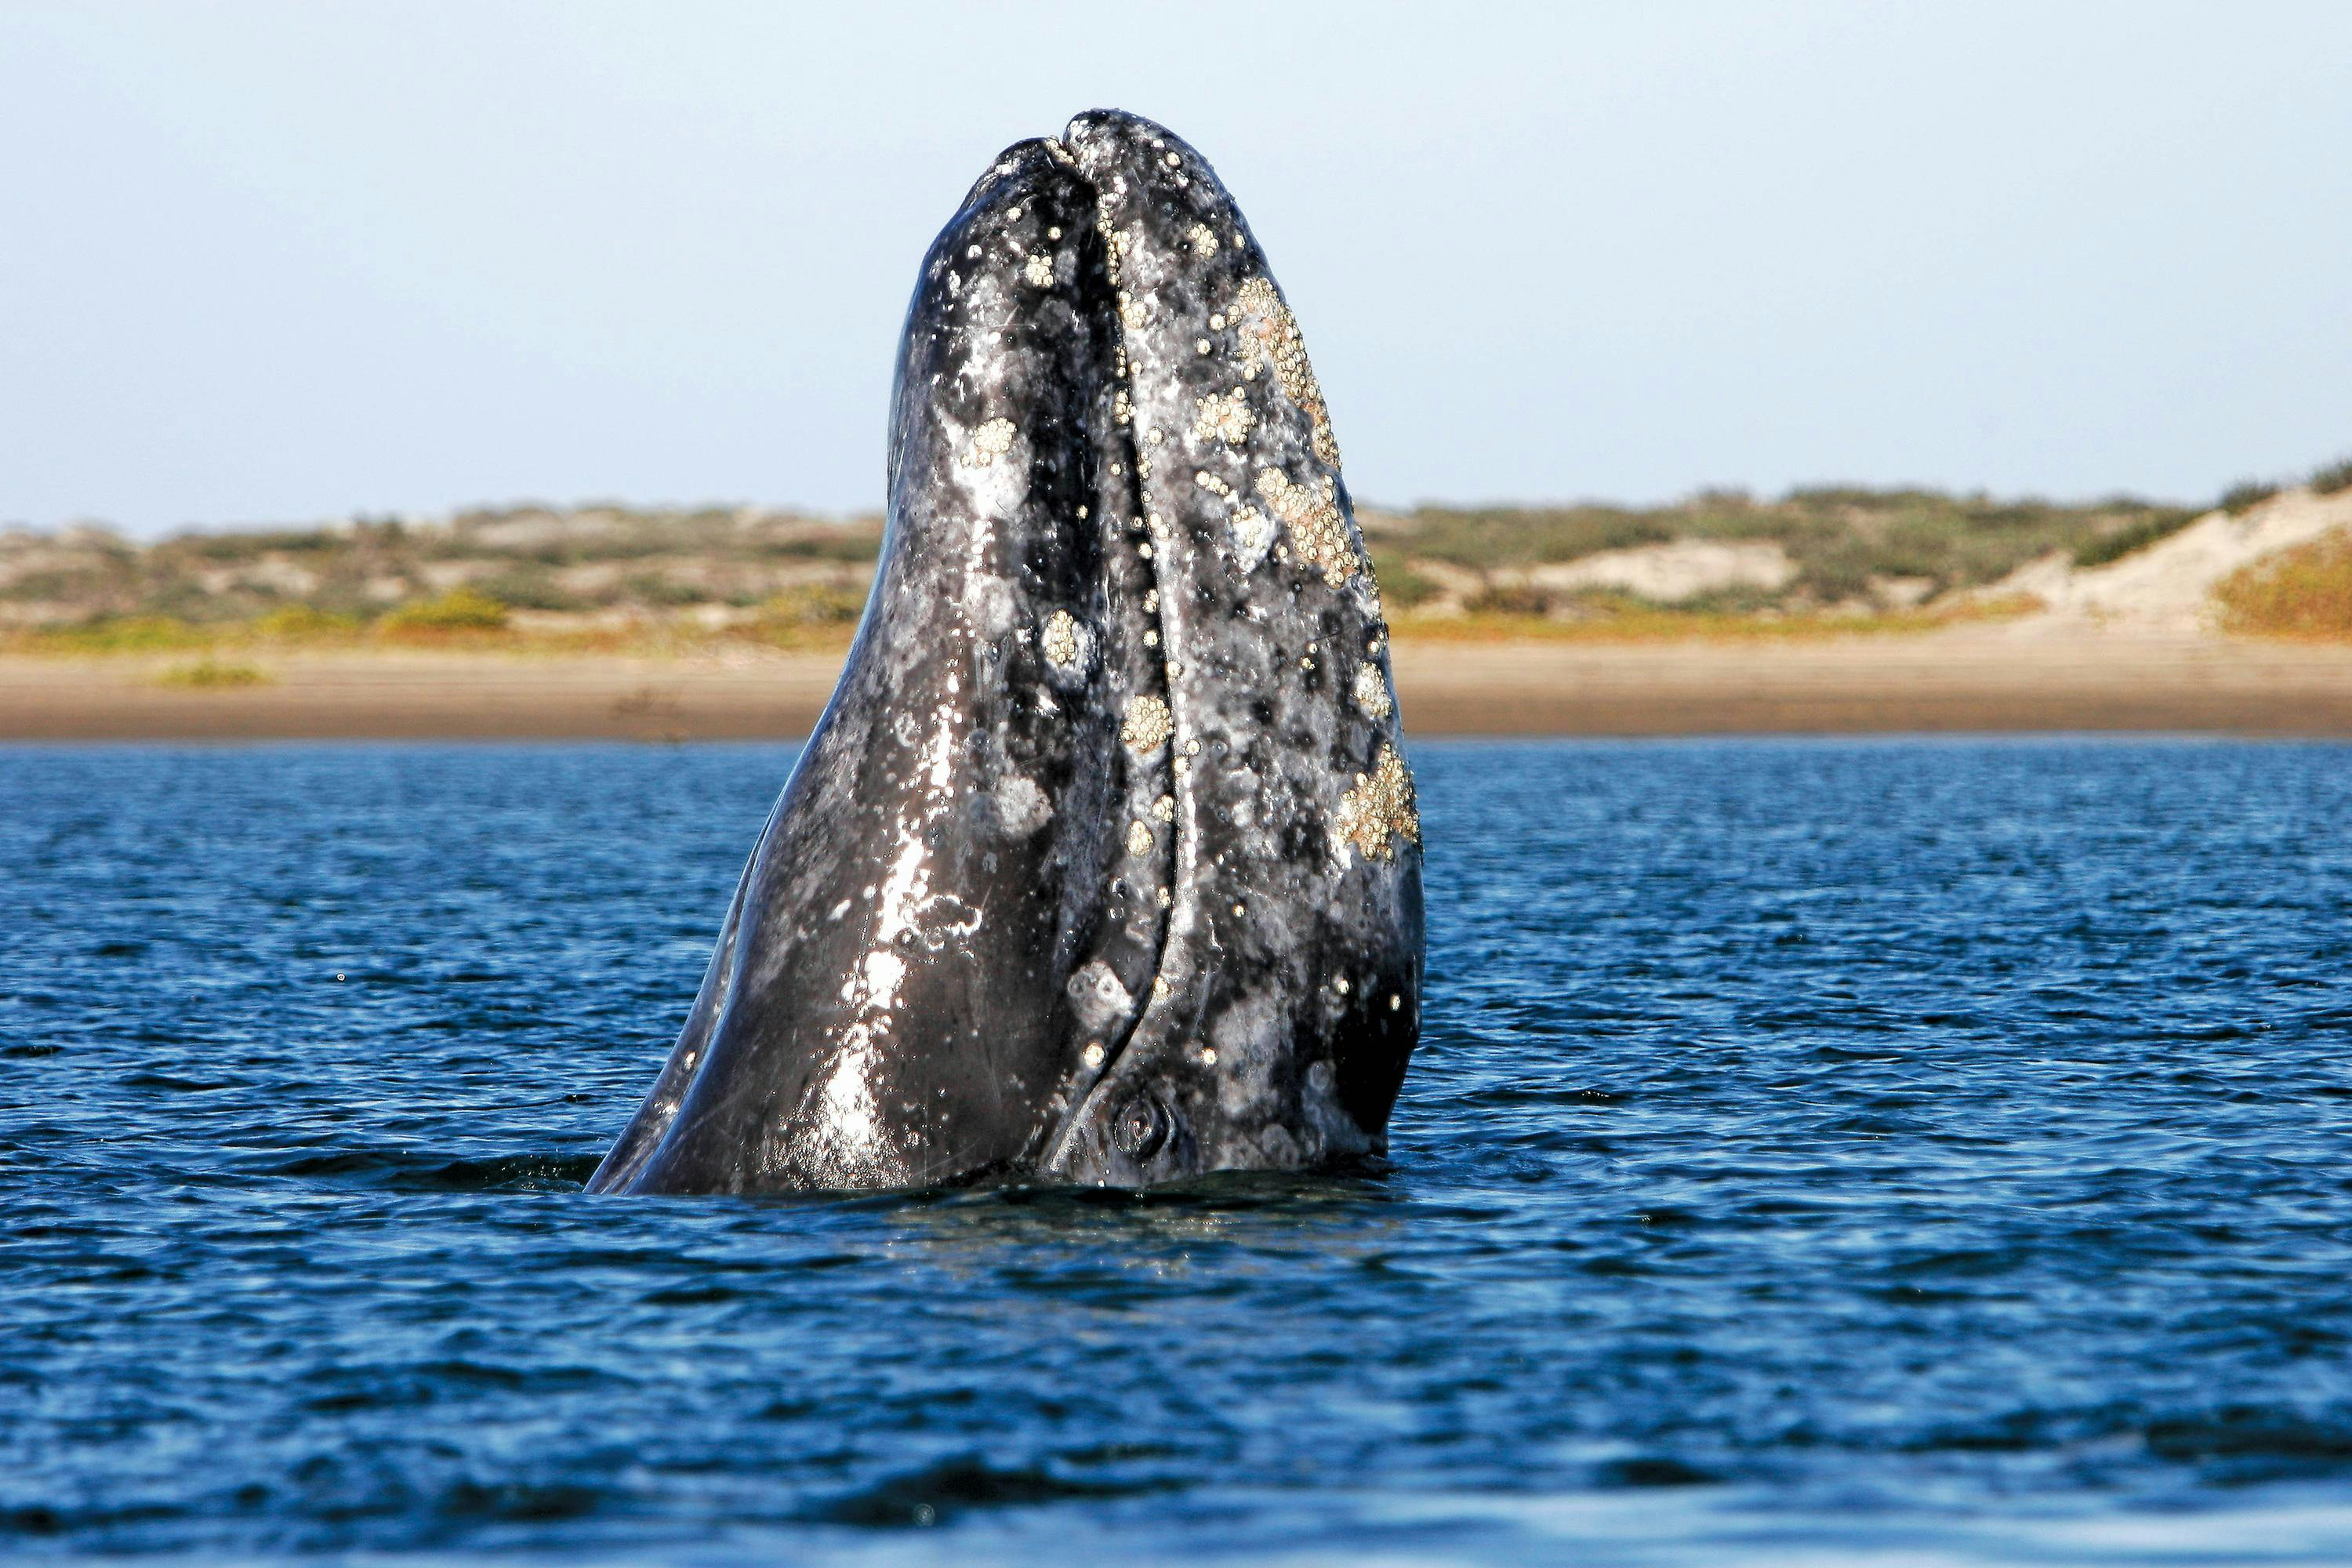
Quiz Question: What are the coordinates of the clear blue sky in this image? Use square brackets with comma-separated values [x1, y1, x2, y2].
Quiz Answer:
[5, 1, 2349, 534]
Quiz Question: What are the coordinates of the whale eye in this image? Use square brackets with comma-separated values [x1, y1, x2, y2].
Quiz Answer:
[1111, 1094, 1171, 1161]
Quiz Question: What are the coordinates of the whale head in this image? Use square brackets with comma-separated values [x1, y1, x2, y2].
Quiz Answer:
[587, 111, 1422, 1194]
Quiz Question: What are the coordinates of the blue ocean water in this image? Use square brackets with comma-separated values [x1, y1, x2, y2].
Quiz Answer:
[5, 738, 2352, 1566]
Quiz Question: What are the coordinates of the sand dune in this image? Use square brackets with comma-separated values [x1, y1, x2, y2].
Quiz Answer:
[1524, 540, 1796, 603]
[1982, 486, 2352, 630]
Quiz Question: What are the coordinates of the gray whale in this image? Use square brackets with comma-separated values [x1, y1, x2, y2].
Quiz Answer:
[588, 111, 1423, 1193]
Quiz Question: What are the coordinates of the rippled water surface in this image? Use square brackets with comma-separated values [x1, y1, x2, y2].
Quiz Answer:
[7, 739, 2352, 1564]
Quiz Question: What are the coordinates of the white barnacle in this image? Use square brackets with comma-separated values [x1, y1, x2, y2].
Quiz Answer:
[1352, 662, 1392, 720]
[1188, 223, 1219, 254]
[965, 418, 1017, 466]
[1023, 252, 1054, 288]
[1126, 819, 1155, 857]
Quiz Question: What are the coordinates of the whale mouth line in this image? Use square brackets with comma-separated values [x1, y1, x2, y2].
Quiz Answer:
[1032, 134, 1185, 1174]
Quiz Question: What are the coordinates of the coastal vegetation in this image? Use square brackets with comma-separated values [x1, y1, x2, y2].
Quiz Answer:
[5, 461, 2348, 652]
[1370, 487, 2194, 608]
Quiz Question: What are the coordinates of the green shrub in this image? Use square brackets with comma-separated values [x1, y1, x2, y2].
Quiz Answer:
[2220, 480, 2280, 516]
[1463, 583, 1556, 616]
[760, 583, 866, 625]
[621, 572, 710, 608]
[178, 528, 343, 561]
[136, 579, 227, 622]
[378, 588, 510, 634]
[2309, 457, 2352, 496]
[250, 605, 361, 640]
[0, 569, 103, 603]
[1396, 507, 1671, 569]
[738, 583, 866, 649]
[477, 567, 584, 612]
[2073, 509, 2200, 568]
[155, 659, 270, 688]
[38, 615, 209, 653]
[1792, 557, 1876, 604]
[1367, 551, 1442, 609]
[753, 521, 887, 561]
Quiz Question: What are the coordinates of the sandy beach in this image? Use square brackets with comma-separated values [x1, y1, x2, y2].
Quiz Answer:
[6, 625, 2351, 742]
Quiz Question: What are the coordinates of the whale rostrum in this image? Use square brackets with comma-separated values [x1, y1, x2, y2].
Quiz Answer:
[586, 111, 1424, 1193]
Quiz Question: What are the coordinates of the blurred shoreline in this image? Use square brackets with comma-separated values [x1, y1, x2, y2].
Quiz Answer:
[7, 477, 2347, 740]
[8, 625, 2352, 741]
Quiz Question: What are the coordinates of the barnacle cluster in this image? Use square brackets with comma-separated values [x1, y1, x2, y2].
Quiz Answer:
[1254, 468, 1359, 587]
[965, 418, 1017, 466]
[1120, 693, 1174, 753]
[1332, 745, 1421, 865]
[1235, 278, 1341, 468]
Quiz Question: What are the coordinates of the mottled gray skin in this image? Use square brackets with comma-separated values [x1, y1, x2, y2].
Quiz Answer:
[588, 111, 1421, 1193]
